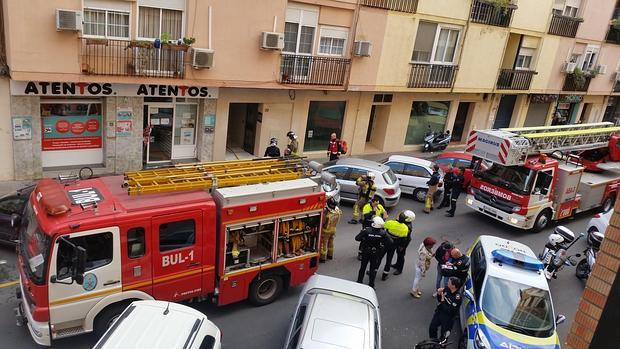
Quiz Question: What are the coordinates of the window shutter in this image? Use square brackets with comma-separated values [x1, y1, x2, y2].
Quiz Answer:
[412, 22, 437, 62]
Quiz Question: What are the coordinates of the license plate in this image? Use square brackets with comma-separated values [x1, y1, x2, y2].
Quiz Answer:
[485, 206, 496, 215]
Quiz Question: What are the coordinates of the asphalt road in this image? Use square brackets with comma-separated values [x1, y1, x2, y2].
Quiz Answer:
[0, 193, 591, 349]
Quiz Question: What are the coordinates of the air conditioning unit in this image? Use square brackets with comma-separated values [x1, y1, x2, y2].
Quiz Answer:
[597, 64, 608, 75]
[56, 9, 82, 31]
[192, 48, 215, 69]
[260, 32, 284, 50]
[614, 72, 620, 82]
[353, 41, 372, 57]
[563, 62, 577, 74]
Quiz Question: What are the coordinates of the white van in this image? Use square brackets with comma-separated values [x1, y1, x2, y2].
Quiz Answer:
[93, 300, 221, 349]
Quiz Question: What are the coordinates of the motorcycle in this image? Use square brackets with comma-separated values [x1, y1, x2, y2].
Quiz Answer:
[575, 230, 604, 279]
[539, 226, 583, 280]
[423, 126, 452, 152]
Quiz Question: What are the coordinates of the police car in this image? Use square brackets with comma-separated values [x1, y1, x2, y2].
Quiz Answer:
[459, 236, 566, 349]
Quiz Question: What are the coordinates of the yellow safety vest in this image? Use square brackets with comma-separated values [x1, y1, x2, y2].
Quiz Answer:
[362, 203, 386, 217]
[384, 220, 409, 238]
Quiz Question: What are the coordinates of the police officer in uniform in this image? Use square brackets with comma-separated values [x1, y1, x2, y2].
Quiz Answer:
[357, 196, 388, 260]
[264, 137, 281, 158]
[320, 197, 342, 262]
[355, 217, 392, 288]
[446, 168, 465, 217]
[438, 165, 454, 209]
[381, 210, 415, 280]
[429, 276, 463, 341]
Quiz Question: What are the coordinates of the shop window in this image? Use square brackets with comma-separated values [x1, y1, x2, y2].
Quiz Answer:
[127, 228, 146, 258]
[304, 101, 346, 152]
[405, 101, 450, 145]
[83, 8, 130, 38]
[159, 219, 195, 252]
[277, 214, 320, 262]
[57, 232, 113, 279]
[225, 221, 275, 272]
[174, 104, 197, 146]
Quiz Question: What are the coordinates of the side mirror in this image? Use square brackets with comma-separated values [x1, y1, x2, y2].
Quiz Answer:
[73, 246, 87, 285]
[556, 314, 566, 325]
[10, 213, 21, 228]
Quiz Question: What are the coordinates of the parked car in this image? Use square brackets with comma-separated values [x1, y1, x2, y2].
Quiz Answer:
[323, 158, 400, 208]
[283, 274, 381, 349]
[434, 151, 489, 187]
[586, 209, 612, 244]
[0, 184, 35, 244]
[382, 155, 443, 202]
[93, 300, 222, 349]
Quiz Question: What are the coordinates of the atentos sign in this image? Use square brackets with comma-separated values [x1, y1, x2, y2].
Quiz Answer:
[10, 81, 219, 98]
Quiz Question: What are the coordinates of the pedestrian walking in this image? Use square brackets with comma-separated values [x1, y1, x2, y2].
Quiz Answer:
[446, 168, 465, 217]
[440, 248, 470, 287]
[264, 137, 281, 158]
[381, 210, 415, 280]
[424, 165, 441, 214]
[355, 217, 393, 288]
[428, 277, 463, 341]
[320, 197, 342, 262]
[284, 131, 299, 157]
[437, 165, 454, 209]
[411, 236, 437, 298]
[348, 173, 377, 224]
[327, 133, 341, 161]
[433, 241, 454, 296]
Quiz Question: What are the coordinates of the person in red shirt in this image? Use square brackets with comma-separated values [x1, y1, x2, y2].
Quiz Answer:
[327, 133, 341, 161]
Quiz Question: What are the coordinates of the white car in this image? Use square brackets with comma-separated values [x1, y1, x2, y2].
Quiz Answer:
[586, 209, 612, 244]
[382, 155, 443, 202]
[283, 274, 381, 349]
[93, 300, 222, 349]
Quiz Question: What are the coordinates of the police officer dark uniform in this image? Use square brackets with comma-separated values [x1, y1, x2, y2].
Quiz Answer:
[264, 137, 281, 158]
[440, 248, 470, 287]
[355, 217, 392, 288]
[446, 168, 465, 217]
[429, 276, 462, 340]
[381, 210, 415, 280]
[438, 167, 455, 209]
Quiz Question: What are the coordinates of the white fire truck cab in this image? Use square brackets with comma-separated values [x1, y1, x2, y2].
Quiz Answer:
[465, 122, 620, 232]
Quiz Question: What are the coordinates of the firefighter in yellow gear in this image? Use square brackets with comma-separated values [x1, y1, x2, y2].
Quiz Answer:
[320, 198, 342, 262]
[381, 210, 416, 280]
[349, 172, 377, 224]
[424, 165, 442, 213]
[285, 131, 299, 157]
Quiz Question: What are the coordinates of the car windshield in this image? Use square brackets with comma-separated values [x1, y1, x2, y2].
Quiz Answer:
[476, 163, 535, 195]
[383, 170, 397, 185]
[481, 276, 555, 338]
[19, 203, 51, 285]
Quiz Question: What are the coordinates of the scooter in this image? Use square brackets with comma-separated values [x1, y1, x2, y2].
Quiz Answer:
[575, 230, 604, 279]
[539, 226, 583, 280]
[423, 126, 452, 152]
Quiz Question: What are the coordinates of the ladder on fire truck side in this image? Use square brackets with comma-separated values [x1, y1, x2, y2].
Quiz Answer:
[123, 158, 313, 195]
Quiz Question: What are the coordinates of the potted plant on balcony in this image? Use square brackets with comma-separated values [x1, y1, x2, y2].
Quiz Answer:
[127, 40, 153, 49]
[612, 18, 620, 29]
[571, 68, 587, 89]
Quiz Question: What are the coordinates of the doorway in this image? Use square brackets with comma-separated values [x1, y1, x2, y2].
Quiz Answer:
[493, 95, 517, 129]
[365, 105, 390, 152]
[143, 102, 198, 164]
[452, 102, 471, 142]
[227, 103, 260, 155]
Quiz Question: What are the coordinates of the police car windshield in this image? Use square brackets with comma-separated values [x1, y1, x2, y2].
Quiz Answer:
[481, 276, 555, 338]
[476, 164, 535, 195]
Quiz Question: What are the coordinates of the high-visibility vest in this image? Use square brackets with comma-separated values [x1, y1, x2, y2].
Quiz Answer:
[384, 220, 409, 238]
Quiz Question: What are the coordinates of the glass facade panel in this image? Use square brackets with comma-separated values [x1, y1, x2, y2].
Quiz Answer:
[405, 101, 450, 145]
[304, 101, 346, 151]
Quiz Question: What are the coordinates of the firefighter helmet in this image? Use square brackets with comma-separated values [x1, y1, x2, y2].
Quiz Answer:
[371, 216, 385, 229]
[367, 172, 376, 180]
[270, 137, 278, 146]
[287, 131, 296, 139]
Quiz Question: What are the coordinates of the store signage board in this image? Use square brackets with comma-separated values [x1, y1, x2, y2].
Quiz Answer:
[10, 81, 219, 98]
[12, 116, 32, 140]
[116, 107, 134, 137]
[42, 115, 102, 151]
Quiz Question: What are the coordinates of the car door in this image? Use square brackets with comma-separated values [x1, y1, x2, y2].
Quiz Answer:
[384, 162, 410, 194]
[326, 166, 354, 200]
[403, 164, 432, 190]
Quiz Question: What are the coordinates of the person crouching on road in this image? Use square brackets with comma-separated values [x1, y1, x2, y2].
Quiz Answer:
[424, 165, 441, 214]
[428, 277, 463, 341]
[327, 133, 341, 161]
[264, 137, 281, 158]
[357, 196, 388, 260]
[381, 210, 416, 280]
[411, 236, 437, 298]
[349, 172, 377, 224]
[356, 217, 392, 288]
[433, 241, 454, 296]
[446, 167, 465, 218]
[320, 197, 342, 262]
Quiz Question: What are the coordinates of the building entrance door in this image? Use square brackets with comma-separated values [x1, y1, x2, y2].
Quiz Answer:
[143, 102, 198, 164]
[227, 103, 260, 156]
[493, 95, 517, 129]
[452, 102, 471, 142]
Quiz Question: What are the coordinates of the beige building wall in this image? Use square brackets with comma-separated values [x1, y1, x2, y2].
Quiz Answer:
[589, 44, 620, 94]
[511, 0, 553, 33]
[577, 0, 617, 42]
[374, 13, 417, 90]
[0, 77, 13, 180]
[416, 0, 470, 21]
[348, 7, 388, 90]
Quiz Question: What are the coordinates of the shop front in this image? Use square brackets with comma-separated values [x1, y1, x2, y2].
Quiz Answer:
[405, 101, 451, 145]
[524, 94, 556, 127]
[603, 96, 620, 124]
[552, 95, 582, 125]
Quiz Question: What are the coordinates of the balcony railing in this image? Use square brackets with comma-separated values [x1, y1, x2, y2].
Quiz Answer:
[279, 54, 350, 86]
[80, 38, 187, 78]
[496, 69, 537, 90]
[548, 13, 583, 37]
[606, 25, 620, 44]
[408, 64, 458, 88]
[562, 74, 592, 92]
[470, 0, 516, 28]
[360, 0, 418, 13]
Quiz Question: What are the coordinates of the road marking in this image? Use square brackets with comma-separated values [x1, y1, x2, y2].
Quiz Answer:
[0, 280, 18, 289]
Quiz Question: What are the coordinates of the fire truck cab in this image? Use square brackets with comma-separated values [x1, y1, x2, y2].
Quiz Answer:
[16, 164, 324, 346]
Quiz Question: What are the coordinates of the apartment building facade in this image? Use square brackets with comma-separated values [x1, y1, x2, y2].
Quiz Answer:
[1, 0, 620, 180]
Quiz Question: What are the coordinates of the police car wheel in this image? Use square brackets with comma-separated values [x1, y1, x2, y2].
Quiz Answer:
[414, 188, 427, 202]
[249, 275, 283, 306]
[532, 210, 551, 233]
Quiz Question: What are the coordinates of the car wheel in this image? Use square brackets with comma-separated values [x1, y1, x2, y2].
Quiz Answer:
[575, 259, 590, 279]
[413, 188, 427, 203]
[602, 194, 616, 213]
[249, 274, 283, 306]
[531, 210, 551, 233]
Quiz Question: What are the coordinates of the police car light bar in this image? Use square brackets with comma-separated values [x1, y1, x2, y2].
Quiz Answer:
[491, 249, 543, 271]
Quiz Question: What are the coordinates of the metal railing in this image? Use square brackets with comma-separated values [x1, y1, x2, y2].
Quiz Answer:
[80, 38, 187, 78]
[470, 0, 515, 28]
[407, 64, 458, 88]
[548, 13, 583, 38]
[606, 25, 620, 44]
[360, 0, 418, 13]
[562, 74, 592, 92]
[279, 54, 351, 86]
[496, 69, 537, 90]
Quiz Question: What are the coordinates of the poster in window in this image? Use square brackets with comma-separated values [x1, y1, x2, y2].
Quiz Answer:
[116, 107, 134, 137]
[180, 128, 195, 145]
[42, 115, 102, 151]
[12, 116, 32, 140]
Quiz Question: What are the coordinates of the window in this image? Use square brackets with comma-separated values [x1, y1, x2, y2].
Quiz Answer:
[304, 101, 346, 151]
[435, 158, 455, 167]
[412, 22, 436, 62]
[0, 196, 24, 215]
[412, 22, 461, 64]
[127, 228, 145, 258]
[515, 48, 535, 70]
[373, 94, 393, 103]
[405, 101, 451, 145]
[403, 165, 431, 178]
[348, 168, 368, 182]
[455, 158, 472, 168]
[57, 232, 113, 279]
[581, 46, 599, 71]
[384, 162, 405, 175]
[159, 219, 195, 252]
[83, 9, 130, 38]
[318, 27, 348, 56]
[287, 304, 308, 348]
[470, 242, 486, 299]
[327, 166, 349, 179]
[533, 170, 553, 195]
[284, 6, 318, 54]
[138, 6, 183, 39]
[563, 5, 578, 17]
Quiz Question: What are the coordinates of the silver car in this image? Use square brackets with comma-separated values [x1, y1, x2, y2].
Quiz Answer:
[323, 158, 401, 208]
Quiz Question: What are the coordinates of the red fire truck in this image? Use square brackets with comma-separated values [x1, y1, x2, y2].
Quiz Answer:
[465, 122, 620, 232]
[14, 158, 326, 346]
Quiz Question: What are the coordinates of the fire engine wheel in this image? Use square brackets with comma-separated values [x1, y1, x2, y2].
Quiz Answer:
[249, 275, 283, 306]
[93, 302, 131, 338]
[532, 210, 551, 233]
[602, 194, 616, 213]
[413, 188, 427, 202]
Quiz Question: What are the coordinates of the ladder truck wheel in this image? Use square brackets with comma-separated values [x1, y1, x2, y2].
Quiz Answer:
[531, 209, 551, 233]
[249, 274, 283, 306]
[602, 193, 616, 213]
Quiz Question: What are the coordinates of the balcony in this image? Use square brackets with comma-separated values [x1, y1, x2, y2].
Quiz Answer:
[279, 54, 351, 87]
[470, 0, 516, 28]
[562, 74, 592, 92]
[359, 0, 418, 13]
[606, 25, 620, 44]
[496, 69, 537, 90]
[548, 13, 583, 38]
[80, 38, 187, 78]
[407, 64, 458, 89]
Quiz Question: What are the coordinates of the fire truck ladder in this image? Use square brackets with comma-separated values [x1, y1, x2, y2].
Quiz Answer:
[123, 158, 311, 195]
[502, 122, 620, 155]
